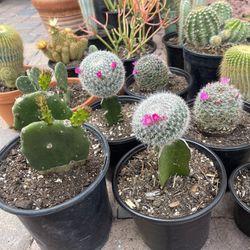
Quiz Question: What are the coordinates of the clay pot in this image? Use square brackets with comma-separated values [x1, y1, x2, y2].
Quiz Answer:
[31, 0, 83, 32]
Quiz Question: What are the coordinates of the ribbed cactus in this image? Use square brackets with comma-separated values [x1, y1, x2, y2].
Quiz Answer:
[209, 1, 232, 26]
[185, 7, 220, 47]
[133, 55, 169, 91]
[132, 92, 191, 187]
[193, 80, 243, 135]
[0, 25, 24, 88]
[220, 45, 250, 101]
[37, 19, 88, 64]
[192, 0, 207, 8]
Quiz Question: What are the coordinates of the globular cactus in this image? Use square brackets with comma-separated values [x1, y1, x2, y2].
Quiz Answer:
[37, 19, 88, 64]
[209, 1, 232, 26]
[193, 79, 243, 135]
[220, 45, 250, 101]
[133, 55, 169, 91]
[209, 35, 222, 47]
[0, 25, 24, 88]
[185, 7, 220, 47]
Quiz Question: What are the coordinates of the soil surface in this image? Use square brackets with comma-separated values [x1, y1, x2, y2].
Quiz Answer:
[117, 147, 220, 219]
[0, 132, 105, 210]
[186, 110, 250, 147]
[128, 73, 188, 97]
[0, 80, 17, 92]
[89, 103, 137, 141]
[165, 35, 179, 46]
[234, 168, 250, 208]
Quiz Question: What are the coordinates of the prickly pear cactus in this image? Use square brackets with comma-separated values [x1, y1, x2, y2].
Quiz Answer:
[0, 25, 24, 88]
[209, 1, 232, 26]
[193, 79, 243, 135]
[133, 55, 169, 91]
[220, 45, 250, 101]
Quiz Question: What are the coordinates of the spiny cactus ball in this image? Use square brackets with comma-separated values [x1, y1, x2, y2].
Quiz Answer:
[193, 80, 243, 135]
[132, 92, 190, 147]
[79, 51, 125, 98]
[133, 55, 169, 91]
[209, 1, 232, 26]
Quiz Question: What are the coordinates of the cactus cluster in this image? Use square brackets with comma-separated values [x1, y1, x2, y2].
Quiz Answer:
[133, 55, 169, 91]
[193, 79, 243, 135]
[0, 25, 24, 88]
[209, 1, 232, 26]
[37, 19, 88, 65]
[220, 45, 250, 101]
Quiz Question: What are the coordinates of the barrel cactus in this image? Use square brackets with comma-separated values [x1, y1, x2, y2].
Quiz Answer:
[133, 55, 169, 91]
[193, 79, 243, 135]
[209, 1, 232, 26]
[220, 45, 250, 101]
[0, 25, 24, 88]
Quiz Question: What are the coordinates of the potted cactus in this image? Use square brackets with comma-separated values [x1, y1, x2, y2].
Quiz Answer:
[185, 79, 250, 177]
[124, 54, 192, 100]
[78, 50, 141, 178]
[0, 93, 112, 249]
[112, 92, 227, 250]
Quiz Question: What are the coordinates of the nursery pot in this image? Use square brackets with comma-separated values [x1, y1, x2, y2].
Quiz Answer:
[124, 67, 192, 101]
[162, 32, 184, 69]
[183, 45, 222, 98]
[48, 60, 79, 78]
[102, 9, 119, 29]
[229, 163, 250, 237]
[113, 140, 227, 250]
[91, 96, 142, 180]
[0, 124, 112, 250]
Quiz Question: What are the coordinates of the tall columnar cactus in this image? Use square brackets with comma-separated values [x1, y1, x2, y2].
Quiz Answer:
[209, 1, 232, 26]
[0, 25, 24, 88]
[132, 92, 191, 187]
[79, 51, 125, 126]
[185, 7, 220, 47]
[133, 55, 169, 91]
[220, 45, 250, 101]
[37, 19, 88, 65]
[193, 79, 243, 135]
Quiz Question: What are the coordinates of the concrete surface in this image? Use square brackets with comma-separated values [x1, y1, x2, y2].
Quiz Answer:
[0, 0, 250, 249]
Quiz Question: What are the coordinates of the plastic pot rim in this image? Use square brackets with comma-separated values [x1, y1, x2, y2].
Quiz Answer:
[0, 123, 110, 217]
[229, 163, 250, 213]
[162, 32, 182, 49]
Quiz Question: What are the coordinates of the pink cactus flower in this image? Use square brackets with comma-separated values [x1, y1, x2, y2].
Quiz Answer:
[74, 67, 81, 74]
[142, 115, 153, 125]
[96, 71, 102, 78]
[152, 113, 161, 122]
[132, 61, 137, 66]
[133, 69, 139, 75]
[200, 91, 209, 101]
[220, 77, 230, 85]
[111, 61, 117, 70]
[142, 113, 166, 126]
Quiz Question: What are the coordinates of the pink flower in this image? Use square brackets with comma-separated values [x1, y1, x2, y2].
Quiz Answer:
[142, 115, 153, 125]
[74, 67, 81, 74]
[220, 77, 230, 85]
[200, 91, 209, 101]
[152, 113, 161, 122]
[111, 61, 117, 70]
[133, 69, 139, 75]
[141, 113, 166, 126]
[96, 71, 102, 78]
[132, 61, 137, 66]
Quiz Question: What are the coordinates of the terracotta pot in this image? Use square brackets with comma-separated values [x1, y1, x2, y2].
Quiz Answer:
[31, 0, 84, 32]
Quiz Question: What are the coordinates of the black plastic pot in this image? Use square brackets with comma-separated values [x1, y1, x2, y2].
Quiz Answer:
[183, 45, 222, 98]
[102, 9, 119, 29]
[91, 96, 142, 180]
[162, 32, 184, 69]
[124, 67, 192, 101]
[187, 100, 250, 178]
[48, 60, 77, 77]
[113, 140, 227, 250]
[229, 163, 250, 237]
[0, 124, 112, 250]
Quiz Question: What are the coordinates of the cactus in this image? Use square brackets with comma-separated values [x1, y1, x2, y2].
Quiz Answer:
[220, 45, 250, 101]
[192, 0, 207, 8]
[132, 92, 191, 187]
[193, 79, 243, 135]
[37, 19, 88, 64]
[185, 6, 220, 47]
[209, 1, 232, 26]
[0, 25, 24, 88]
[133, 55, 169, 91]
[209, 35, 222, 47]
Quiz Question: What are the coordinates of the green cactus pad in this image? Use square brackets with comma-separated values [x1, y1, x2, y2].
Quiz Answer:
[27, 67, 40, 88]
[55, 62, 68, 91]
[16, 76, 38, 94]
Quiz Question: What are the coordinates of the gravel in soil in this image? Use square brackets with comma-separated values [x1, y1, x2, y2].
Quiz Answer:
[128, 73, 188, 97]
[89, 103, 137, 141]
[117, 147, 220, 219]
[0, 80, 17, 92]
[186, 110, 250, 147]
[234, 168, 250, 208]
[0, 132, 105, 210]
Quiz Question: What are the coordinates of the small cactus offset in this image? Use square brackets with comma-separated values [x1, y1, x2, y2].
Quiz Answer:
[193, 79, 243, 135]
[209, 1, 232, 26]
[220, 45, 250, 101]
[133, 55, 169, 91]
[132, 93, 191, 187]
[0, 25, 24, 88]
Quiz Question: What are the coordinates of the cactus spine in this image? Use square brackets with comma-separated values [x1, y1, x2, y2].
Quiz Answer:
[0, 25, 24, 88]
[220, 45, 250, 101]
[209, 1, 232, 26]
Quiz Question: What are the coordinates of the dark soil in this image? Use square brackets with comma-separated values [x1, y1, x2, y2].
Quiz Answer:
[89, 103, 137, 141]
[234, 168, 250, 208]
[117, 147, 220, 219]
[165, 35, 179, 46]
[0, 132, 105, 210]
[128, 73, 188, 97]
[186, 110, 250, 147]
[0, 80, 17, 92]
